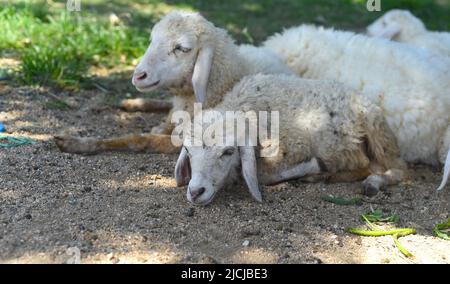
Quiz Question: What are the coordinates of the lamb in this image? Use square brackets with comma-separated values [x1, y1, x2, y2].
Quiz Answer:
[366, 9, 450, 57]
[54, 11, 294, 154]
[262, 24, 450, 190]
[176, 74, 406, 205]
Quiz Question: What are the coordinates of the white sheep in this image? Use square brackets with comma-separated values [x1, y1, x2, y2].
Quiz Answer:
[366, 9, 450, 57]
[176, 74, 406, 205]
[263, 25, 450, 190]
[130, 11, 294, 116]
[55, 11, 294, 154]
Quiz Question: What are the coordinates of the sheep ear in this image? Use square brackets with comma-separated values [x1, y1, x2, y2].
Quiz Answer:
[379, 26, 401, 39]
[175, 147, 191, 187]
[239, 146, 262, 202]
[192, 46, 214, 104]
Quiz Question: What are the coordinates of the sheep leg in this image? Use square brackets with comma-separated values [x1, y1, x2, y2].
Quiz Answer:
[299, 168, 372, 183]
[437, 149, 450, 191]
[265, 158, 322, 185]
[267, 161, 372, 186]
[362, 168, 405, 197]
[151, 120, 175, 135]
[54, 134, 180, 154]
[437, 125, 450, 191]
[120, 98, 172, 113]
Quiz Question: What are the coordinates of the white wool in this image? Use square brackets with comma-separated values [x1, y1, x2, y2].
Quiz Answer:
[178, 74, 405, 205]
[263, 25, 450, 168]
[132, 11, 295, 134]
[367, 9, 450, 58]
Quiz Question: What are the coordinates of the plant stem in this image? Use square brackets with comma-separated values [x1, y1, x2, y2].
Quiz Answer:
[393, 234, 413, 258]
[346, 228, 416, 237]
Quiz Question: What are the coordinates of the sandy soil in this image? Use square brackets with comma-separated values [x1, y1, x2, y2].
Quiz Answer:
[0, 83, 449, 264]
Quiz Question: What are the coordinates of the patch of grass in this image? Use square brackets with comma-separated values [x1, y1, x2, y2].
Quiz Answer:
[44, 98, 72, 110]
[320, 194, 362, 206]
[361, 209, 400, 223]
[1, 2, 148, 90]
[433, 218, 450, 240]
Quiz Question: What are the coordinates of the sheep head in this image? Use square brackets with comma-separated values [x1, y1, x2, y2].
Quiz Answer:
[366, 9, 426, 40]
[176, 144, 264, 206]
[174, 112, 262, 206]
[132, 11, 218, 103]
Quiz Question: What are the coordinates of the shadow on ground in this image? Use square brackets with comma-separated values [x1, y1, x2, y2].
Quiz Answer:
[1, 84, 449, 264]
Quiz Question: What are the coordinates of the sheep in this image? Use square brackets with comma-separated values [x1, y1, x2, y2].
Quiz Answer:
[262, 24, 450, 190]
[120, 44, 293, 113]
[366, 9, 450, 57]
[176, 74, 406, 205]
[54, 11, 294, 154]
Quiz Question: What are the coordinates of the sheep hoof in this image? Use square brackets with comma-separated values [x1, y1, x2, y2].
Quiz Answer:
[362, 183, 379, 197]
[54, 135, 100, 155]
[362, 175, 384, 197]
[120, 98, 144, 112]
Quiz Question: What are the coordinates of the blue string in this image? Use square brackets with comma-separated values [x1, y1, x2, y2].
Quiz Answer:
[0, 135, 37, 148]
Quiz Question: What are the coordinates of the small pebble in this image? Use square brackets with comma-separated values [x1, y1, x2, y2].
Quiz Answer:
[241, 229, 261, 237]
[185, 208, 195, 217]
[199, 255, 219, 264]
[107, 252, 114, 260]
[82, 186, 92, 193]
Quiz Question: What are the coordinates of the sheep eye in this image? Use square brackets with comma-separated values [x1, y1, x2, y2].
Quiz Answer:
[221, 148, 235, 157]
[173, 44, 191, 53]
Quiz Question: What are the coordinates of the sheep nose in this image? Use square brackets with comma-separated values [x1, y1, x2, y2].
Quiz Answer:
[134, 71, 147, 81]
[189, 186, 206, 201]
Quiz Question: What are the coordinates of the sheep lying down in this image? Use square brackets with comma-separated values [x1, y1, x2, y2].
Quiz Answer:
[368, 11, 450, 192]
[54, 11, 294, 154]
[175, 74, 406, 205]
[367, 9, 450, 58]
[262, 24, 450, 192]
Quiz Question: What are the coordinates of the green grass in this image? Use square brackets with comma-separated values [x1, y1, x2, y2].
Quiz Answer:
[44, 98, 72, 110]
[1, 0, 449, 91]
[0, 1, 148, 89]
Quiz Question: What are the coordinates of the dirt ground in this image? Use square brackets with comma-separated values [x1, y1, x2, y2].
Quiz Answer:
[0, 83, 449, 264]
